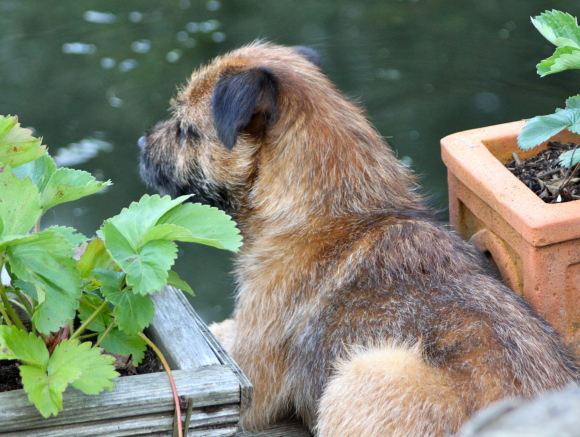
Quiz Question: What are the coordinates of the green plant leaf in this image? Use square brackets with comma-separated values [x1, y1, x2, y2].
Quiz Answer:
[566, 95, 580, 112]
[40, 167, 112, 211]
[122, 240, 178, 295]
[14, 278, 39, 300]
[101, 194, 239, 295]
[51, 340, 117, 395]
[20, 364, 80, 418]
[559, 148, 580, 167]
[167, 270, 194, 295]
[0, 166, 41, 236]
[518, 96, 580, 151]
[0, 115, 46, 168]
[78, 294, 112, 333]
[98, 328, 147, 366]
[532, 10, 580, 49]
[0, 234, 38, 252]
[21, 339, 117, 418]
[157, 202, 243, 251]
[7, 230, 82, 334]
[12, 153, 56, 193]
[0, 325, 49, 367]
[100, 286, 154, 335]
[537, 45, 580, 76]
[45, 226, 88, 247]
[101, 194, 191, 250]
[77, 238, 117, 279]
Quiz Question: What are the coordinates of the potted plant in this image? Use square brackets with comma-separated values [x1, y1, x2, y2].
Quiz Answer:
[441, 10, 580, 356]
[0, 115, 251, 436]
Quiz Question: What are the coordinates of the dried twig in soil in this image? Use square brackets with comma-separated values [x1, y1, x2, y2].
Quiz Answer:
[505, 142, 580, 203]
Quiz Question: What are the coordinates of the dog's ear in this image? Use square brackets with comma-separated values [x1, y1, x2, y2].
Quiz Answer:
[293, 46, 323, 69]
[211, 67, 278, 150]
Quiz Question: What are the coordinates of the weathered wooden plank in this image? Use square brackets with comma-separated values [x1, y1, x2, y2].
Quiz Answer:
[0, 366, 240, 434]
[188, 427, 239, 437]
[186, 292, 253, 412]
[5, 405, 239, 437]
[236, 420, 313, 437]
[150, 286, 220, 368]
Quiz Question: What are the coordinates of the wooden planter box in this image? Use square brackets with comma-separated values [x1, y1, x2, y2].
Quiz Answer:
[441, 121, 580, 356]
[0, 286, 252, 437]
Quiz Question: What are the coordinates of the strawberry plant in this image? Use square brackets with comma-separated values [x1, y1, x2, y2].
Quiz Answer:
[0, 115, 242, 419]
[518, 10, 580, 167]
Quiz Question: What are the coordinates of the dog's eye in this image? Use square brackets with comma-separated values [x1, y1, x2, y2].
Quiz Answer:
[177, 125, 201, 142]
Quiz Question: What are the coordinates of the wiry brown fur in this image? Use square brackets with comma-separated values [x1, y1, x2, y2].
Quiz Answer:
[139, 42, 578, 436]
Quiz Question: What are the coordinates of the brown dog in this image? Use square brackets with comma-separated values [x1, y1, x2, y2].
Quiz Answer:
[138, 42, 578, 436]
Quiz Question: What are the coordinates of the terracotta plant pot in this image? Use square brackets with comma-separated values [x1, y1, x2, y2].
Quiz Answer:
[441, 121, 580, 356]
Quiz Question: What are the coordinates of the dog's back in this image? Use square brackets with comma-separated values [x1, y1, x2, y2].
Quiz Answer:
[139, 42, 578, 437]
[288, 217, 577, 436]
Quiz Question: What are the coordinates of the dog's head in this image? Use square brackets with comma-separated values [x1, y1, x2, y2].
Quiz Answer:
[138, 43, 323, 212]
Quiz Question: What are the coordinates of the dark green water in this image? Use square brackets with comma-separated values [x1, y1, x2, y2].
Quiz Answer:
[1, 0, 579, 323]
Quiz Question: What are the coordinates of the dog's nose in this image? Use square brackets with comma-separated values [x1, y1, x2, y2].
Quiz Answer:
[137, 136, 147, 149]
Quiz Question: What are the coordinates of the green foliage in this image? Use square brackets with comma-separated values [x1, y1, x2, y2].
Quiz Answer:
[0, 116, 46, 168]
[518, 11, 580, 167]
[532, 10, 580, 76]
[0, 325, 117, 417]
[0, 115, 242, 417]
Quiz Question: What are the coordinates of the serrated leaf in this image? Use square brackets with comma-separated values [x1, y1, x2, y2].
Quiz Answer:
[7, 230, 82, 334]
[157, 202, 243, 251]
[0, 115, 16, 137]
[40, 167, 112, 211]
[123, 240, 178, 295]
[559, 148, 580, 167]
[0, 166, 41, 236]
[0, 234, 38, 252]
[518, 96, 580, 150]
[102, 194, 191, 250]
[98, 328, 147, 366]
[0, 325, 49, 367]
[45, 226, 88, 247]
[20, 364, 79, 418]
[21, 339, 117, 418]
[12, 153, 56, 193]
[77, 238, 117, 279]
[532, 10, 580, 49]
[0, 115, 46, 168]
[93, 268, 126, 288]
[537, 46, 580, 76]
[167, 270, 194, 295]
[100, 287, 154, 335]
[49, 340, 117, 395]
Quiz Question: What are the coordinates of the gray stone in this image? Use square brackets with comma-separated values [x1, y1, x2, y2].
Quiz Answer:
[455, 384, 580, 437]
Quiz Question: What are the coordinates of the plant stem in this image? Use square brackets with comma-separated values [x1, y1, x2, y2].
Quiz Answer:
[0, 284, 26, 330]
[79, 297, 114, 317]
[183, 398, 194, 432]
[138, 332, 183, 437]
[13, 288, 34, 316]
[0, 300, 12, 326]
[70, 300, 108, 341]
[94, 319, 115, 348]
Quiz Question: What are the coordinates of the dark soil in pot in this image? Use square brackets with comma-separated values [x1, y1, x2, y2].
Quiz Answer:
[505, 142, 580, 203]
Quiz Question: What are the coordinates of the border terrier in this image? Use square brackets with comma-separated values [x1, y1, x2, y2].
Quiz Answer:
[139, 43, 578, 436]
